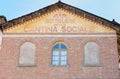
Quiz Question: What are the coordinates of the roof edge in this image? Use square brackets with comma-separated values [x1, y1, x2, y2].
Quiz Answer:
[1, 1, 120, 32]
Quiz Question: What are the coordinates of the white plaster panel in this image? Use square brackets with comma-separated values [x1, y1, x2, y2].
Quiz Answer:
[19, 42, 36, 66]
[84, 42, 100, 66]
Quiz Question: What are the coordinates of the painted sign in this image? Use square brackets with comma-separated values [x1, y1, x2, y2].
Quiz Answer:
[5, 9, 115, 33]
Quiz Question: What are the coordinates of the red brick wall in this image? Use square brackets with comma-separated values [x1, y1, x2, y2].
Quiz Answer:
[0, 36, 119, 79]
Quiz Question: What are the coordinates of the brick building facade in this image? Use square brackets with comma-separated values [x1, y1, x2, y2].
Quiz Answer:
[0, 1, 120, 79]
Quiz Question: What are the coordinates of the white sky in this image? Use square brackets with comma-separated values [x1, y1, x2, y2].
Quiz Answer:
[0, 0, 120, 23]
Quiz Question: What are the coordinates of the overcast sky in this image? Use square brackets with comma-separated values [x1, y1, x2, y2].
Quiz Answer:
[0, 0, 120, 23]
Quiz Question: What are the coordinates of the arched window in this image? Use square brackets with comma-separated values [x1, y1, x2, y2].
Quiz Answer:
[19, 42, 36, 66]
[52, 42, 67, 66]
[84, 42, 101, 66]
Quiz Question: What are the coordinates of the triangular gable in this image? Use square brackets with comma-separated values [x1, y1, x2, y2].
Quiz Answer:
[1, 1, 120, 34]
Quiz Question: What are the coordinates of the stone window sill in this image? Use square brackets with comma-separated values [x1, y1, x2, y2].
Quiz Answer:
[84, 64, 102, 67]
[17, 64, 36, 67]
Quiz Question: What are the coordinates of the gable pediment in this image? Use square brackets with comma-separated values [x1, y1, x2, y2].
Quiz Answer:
[1, 1, 119, 34]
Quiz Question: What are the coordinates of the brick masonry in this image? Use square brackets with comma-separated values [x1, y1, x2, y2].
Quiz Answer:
[0, 36, 119, 79]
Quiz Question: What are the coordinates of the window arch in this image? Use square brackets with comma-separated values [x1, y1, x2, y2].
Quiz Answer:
[84, 42, 101, 66]
[19, 42, 36, 66]
[52, 42, 67, 66]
